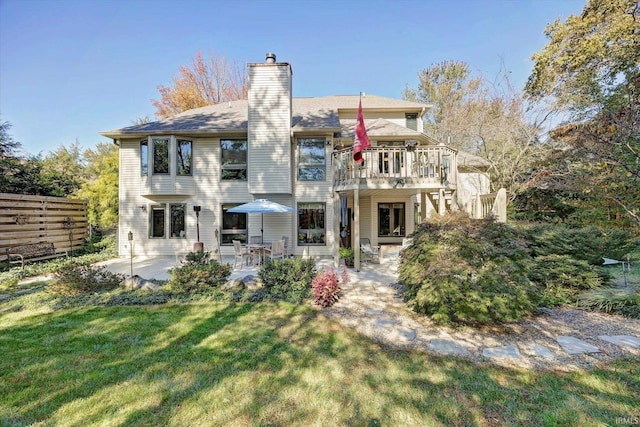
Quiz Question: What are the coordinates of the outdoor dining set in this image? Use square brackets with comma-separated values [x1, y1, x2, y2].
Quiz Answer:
[232, 237, 288, 269]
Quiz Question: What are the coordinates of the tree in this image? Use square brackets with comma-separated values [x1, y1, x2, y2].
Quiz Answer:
[38, 141, 86, 197]
[526, 0, 639, 115]
[0, 119, 21, 157]
[77, 142, 119, 229]
[525, 0, 640, 226]
[152, 51, 248, 118]
[404, 61, 547, 201]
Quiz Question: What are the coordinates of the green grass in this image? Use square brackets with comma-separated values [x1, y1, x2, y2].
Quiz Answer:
[1, 296, 639, 426]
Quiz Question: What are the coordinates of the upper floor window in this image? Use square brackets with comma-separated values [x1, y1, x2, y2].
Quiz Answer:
[298, 138, 326, 181]
[221, 203, 247, 244]
[176, 139, 192, 175]
[153, 138, 169, 174]
[406, 113, 417, 131]
[298, 202, 325, 245]
[221, 139, 247, 180]
[140, 140, 148, 175]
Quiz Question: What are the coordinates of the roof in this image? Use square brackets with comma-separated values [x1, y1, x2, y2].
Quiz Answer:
[100, 95, 431, 138]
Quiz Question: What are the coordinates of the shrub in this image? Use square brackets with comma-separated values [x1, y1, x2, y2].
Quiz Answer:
[400, 215, 538, 325]
[577, 287, 640, 318]
[258, 257, 316, 303]
[523, 223, 636, 266]
[339, 247, 354, 267]
[312, 266, 349, 307]
[49, 259, 124, 296]
[167, 251, 231, 294]
[528, 254, 606, 307]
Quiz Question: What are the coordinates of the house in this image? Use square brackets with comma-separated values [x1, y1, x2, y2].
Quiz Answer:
[100, 53, 505, 270]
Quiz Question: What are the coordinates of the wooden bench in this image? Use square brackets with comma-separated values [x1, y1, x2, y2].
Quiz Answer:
[5, 243, 68, 268]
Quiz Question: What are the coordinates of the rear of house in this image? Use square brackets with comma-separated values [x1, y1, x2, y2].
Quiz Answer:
[101, 53, 505, 270]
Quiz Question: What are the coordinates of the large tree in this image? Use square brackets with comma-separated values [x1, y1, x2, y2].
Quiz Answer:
[404, 61, 546, 201]
[77, 142, 119, 229]
[152, 51, 248, 118]
[525, 0, 640, 226]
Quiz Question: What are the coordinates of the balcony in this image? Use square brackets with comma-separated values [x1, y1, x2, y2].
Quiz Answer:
[332, 145, 457, 191]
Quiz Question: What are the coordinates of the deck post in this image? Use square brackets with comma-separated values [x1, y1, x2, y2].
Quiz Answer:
[354, 187, 360, 272]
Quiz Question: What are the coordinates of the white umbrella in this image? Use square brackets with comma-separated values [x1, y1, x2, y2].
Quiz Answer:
[227, 199, 294, 243]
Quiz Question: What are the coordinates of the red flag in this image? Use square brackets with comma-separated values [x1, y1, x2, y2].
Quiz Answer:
[353, 96, 370, 164]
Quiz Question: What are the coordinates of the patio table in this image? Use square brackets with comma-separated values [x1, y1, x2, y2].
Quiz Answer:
[249, 242, 272, 264]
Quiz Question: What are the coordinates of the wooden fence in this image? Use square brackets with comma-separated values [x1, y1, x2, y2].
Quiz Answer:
[0, 193, 88, 260]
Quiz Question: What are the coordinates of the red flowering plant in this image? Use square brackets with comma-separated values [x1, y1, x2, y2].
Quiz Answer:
[312, 265, 349, 307]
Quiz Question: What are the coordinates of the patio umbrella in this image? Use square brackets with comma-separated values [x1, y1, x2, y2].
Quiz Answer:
[227, 199, 294, 243]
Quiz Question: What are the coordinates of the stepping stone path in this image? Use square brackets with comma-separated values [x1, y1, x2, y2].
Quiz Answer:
[531, 344, 556, 359]
[429, 338, 469, 356]
[327, 268, 640, 368]
[483, 344, 521, 360]
[598, 335, 640, 349]
[556, 336, 600, 354]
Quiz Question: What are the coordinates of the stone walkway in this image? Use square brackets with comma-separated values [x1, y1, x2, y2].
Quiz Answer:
[325, 262, 640, 370]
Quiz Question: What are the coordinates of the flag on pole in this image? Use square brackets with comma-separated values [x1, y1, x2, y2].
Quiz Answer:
[353, 95, 370, 164]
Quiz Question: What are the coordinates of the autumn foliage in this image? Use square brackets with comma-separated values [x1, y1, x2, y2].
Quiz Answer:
[152, 51, 248, 118]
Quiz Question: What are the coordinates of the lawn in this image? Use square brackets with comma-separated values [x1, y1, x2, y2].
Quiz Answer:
[1, 298, 639, 426]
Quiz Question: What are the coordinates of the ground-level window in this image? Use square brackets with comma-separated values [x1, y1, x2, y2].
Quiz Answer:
[221, 204, 247, 245]
[170, 204, 186, 238]
[140, 140, 148, 175]
[150, 204, 166, 238]
[298, 137, 326, 181]
[298, 202, 325, 245]
[176, 139, 192, 175]
[153, 138, 170, 174]
[221, 139, 247, 180]
[378, 202, 405, 237]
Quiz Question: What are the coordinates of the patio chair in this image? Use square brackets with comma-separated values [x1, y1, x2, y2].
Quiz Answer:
[269, 240, 286, 261]
[281, 236, 290, 257]
[360, 238, 380, 264]
[232, 240, 251, 269]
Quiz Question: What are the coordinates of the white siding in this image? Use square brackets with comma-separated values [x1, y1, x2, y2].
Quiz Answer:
[248, 63, 292, 194]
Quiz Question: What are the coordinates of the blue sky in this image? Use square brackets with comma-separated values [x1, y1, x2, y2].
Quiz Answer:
[0, 0, 585, 156]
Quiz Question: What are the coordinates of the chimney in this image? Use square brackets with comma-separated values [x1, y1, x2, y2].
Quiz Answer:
[247, 53, 293, 194]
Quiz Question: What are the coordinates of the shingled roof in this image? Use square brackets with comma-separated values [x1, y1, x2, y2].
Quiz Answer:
[100, 95, 430, 138]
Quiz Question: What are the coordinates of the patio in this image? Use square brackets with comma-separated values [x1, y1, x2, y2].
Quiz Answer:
[96, 254, 400, 283]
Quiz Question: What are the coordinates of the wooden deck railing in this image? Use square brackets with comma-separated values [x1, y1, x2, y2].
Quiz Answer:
[332, 146, 457, 189]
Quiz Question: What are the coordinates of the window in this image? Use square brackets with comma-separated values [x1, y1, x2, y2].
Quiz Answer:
[140, 140, 148, 175]
[153, 138, 169, 174]
[150, 204, 166, 238]
[221, 139, 247, 180]
[298, 202, 325, 245]
[170, 204, 186, 238]
[298, 138, 326, 181]
[176, 139, 192, 175]
[406, 113, 417, 131]
[378, 203, 405, 237]
[221, 204, 247, 244]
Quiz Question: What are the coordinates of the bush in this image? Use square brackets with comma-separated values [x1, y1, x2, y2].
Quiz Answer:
[258, 257, 316, 303]
[312, 266, 349, 307]
[577, 287, 640, 318]
[400, 215, 538, 325]
[523, 223, 636, 266]
[528, 254, 606, 307]
[49, 259, 124, 296]
[167, 251, 231, 294]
